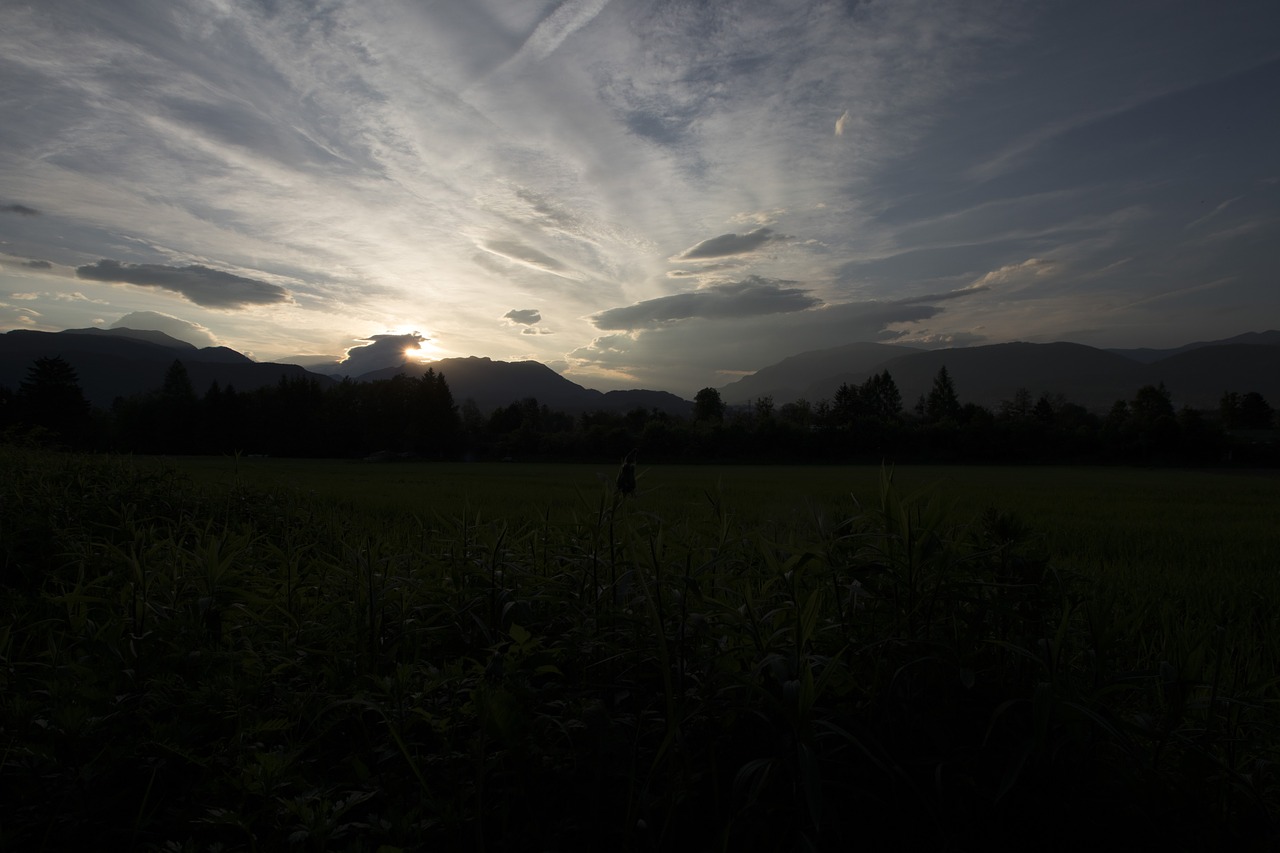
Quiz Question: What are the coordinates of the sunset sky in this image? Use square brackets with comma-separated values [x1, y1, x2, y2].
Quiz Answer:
[2, 0, 1277, 396]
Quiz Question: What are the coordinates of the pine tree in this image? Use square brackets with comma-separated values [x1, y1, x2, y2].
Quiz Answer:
[924, 366, 961, 423]
[16, 356, 91, 445]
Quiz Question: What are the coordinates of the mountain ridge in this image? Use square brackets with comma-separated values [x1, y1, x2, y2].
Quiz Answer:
[719, 333, 1280, 411]
[4, 328, 1278, 414]
[360, 356, 693, 416]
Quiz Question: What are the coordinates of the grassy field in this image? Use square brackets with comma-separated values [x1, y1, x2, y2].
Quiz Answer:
[5, 450, 1280, 850]
[175, 455, 1280, 583]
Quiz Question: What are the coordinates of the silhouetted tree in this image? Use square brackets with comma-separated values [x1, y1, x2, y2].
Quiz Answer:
[778, 398, 813, 429]
[1000, 387, 1034, 422]
[15, 356, 91, 446]
[1128, 383, 1179, 460]
[1220, 391, 1241, 428]
[924, 366, 962, 424]
[861, 370, 902, 421]
[1238, 392, 1274, 429]
[1033, 395, 1056, 424]
[693, 387, 725, 423]
[831, 382, 864, 427]
[157, 360, 199, 452]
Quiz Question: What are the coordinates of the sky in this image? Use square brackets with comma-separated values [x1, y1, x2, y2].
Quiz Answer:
[1, 0, 1278, 397]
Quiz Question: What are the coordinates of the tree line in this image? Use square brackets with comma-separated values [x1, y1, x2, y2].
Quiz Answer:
[3, 356, 1277, 465]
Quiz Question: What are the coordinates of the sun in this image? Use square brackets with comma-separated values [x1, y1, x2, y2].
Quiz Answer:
[401, 330, 442, 361]
[404, 342, 439, 363]
[377, 324, 439, 362]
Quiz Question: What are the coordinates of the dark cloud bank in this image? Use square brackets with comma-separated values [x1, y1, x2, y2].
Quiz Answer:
[504, 308, 542, 325]
[338, 333, 427, 376]
[75, 260, 289, 308]
[591, 277, 821, 330]
[674, 228, 787, 260]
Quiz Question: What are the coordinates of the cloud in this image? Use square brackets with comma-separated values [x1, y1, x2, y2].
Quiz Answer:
[2, 204, 40, 216]
[21, 259, 52, 269]
[497, 0, 612, 69]
[504, 308, 542, 325]
[55, 291, 108, 304]
[569, 282, 994, 393]
[667, 261, 745, 278]
[570, 298, 949, 394]
[0, 301, 41, 326]
[478, 240, 579, 279]
[590, 277, 822, 330]
[337, 332, 428, 376]
[835, 110, 852, 136]
[521, 327, 553, 336]
[898, 283, 991, 305]
[1184, 197, 1242, 231]
[891, 330, 989, 348]
[674, 228, 788, 261]
[111, 311, 220, 347]
[75, 260, 290, 308]
[969, 258, 1057, 290]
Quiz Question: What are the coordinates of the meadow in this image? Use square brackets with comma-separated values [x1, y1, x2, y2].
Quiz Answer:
[3, 449, 1279, 850]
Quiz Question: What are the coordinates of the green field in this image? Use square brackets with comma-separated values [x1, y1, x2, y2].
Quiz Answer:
[177, 456, 1280, 585]
[5, 450, 1280, 850]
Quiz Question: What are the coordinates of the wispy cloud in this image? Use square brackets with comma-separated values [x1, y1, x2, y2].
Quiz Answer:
[2, 0, 1277, 386]
[506, 0, 613, 67]
[112, 310, 219, 347]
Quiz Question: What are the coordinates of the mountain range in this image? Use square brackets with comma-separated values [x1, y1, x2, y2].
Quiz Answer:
[718, 331, 1280, 411]
[0, 328, 691, 414]
[3, 327, 1278, 415]
[0, 328, 331, 407]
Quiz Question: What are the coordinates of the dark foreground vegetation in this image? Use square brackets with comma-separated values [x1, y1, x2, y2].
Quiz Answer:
[3, 448, 1278, 850]
[4, 355, 1279, 465]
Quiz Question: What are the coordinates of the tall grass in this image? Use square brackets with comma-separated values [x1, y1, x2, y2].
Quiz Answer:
[2, 448, 1277, 850]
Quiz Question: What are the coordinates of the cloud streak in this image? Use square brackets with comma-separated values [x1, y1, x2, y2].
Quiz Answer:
[673, 228, 789, 261]
[75, 260, 290, 309]
[111, 310, 219, 347]
[591, 277, 822, 330]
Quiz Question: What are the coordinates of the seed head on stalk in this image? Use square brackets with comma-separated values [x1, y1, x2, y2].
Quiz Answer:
[616, 449, 638, 497]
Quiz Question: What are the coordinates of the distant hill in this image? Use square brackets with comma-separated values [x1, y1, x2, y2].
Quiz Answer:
[867, 343, 1144, 410]
[1108, 330, 1280, 363]
[719, 342, 921, 405]
[720, 333, 1280, 411]
[0, 329, 332, 406]
[360, 356, 692, 415]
